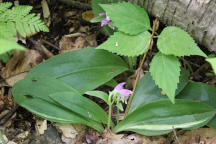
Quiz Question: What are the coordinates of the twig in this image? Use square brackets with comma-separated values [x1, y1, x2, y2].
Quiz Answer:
[57, 0, 91, 9]
[0, 106, 18, 125]
[124, 19, 159, 116]
[41, 39, 60, 50]
[172, 126, 181, 144]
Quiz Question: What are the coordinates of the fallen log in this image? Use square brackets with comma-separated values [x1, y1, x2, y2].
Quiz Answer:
[127, 0, 216, 52]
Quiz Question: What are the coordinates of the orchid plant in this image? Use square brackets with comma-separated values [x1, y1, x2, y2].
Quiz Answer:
[11, 0, 216, 138]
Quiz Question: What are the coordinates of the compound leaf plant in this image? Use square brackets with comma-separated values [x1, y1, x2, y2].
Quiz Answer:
[0, 2, 49, 61]
[12, 0, 216, 137]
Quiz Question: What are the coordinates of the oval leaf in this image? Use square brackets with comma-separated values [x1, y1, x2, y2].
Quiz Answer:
[129, 69, 190, 114]
[157, 26, 207, 57]
[12, 77, 104, 132]
[50, 91, 108, 124]
[113, 99, 216, 136]
[26, 48, 128, 93]
[96, 31, 151, 56]
[85, 90, 109, 104]
[150, 52, 181, 103]
[206, 58, 216, 74]
[177, 82, 216, 129]
[100, 2, 151, 35]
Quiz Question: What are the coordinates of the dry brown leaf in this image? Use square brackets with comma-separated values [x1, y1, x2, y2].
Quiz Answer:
[175, 128, 216, 144]
[1, 50, 43, 86]
[82, 10, 95, 22]
[54, 123, 86, 144]
[35, 119, 47, 135]
[59, 33, 97, 53]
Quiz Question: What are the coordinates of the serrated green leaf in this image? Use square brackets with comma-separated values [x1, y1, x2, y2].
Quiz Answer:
[100, 2, 151, 35]
[26, 48, 128, 93]
[12, 77, 104, 132]
[150, 52, 181, 103]
[92, 0, 123, 15]
[0, 39, 24, 54]
[85, 90, 109, 104]
[157, 26, 207, 57]
[16, 21, 26, 37]
[113, 99, 216, 136]
[50, 92, 108, 124]
[206, 58, 216, 74]
[96, 31, 151, 56]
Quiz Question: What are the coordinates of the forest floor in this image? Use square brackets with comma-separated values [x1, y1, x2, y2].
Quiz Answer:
[0, 0, 216, 144]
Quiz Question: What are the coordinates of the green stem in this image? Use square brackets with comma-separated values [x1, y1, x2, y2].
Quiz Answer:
[0, 131, 6, 144]
[117, 107, 119, 124]
[127, 56, 133, 70]
[107, 103, 112, 129]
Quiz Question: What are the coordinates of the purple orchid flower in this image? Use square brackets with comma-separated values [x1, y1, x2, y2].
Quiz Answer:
[99, 12, 111, 26]
[113, 82, 133, 104]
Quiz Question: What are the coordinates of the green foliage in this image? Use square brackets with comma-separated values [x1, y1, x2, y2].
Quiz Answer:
[0, 2, 49, 55]
[113, 99, 215, 136]
[92, 0, 123, 15]
[0, 3, 49, 38]
[157, 26, 207, 57]
[12, 48, 128, 132]
[85, 91, 109, 104]
[177, 82, 216, 129]
[0, 51, 13, 63]
[206, 58, 216, 74]
[50, 92, 108, 124]
[26, 48, 128, 93]
[100, 2, 151, 35]
[150, 52, 181, 103]
[97, 31, 151, 56]
[0, 39, 24, 54]
[12, 77, 104, 132]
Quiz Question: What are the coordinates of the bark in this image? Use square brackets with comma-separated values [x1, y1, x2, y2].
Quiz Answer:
[127, 0, 216, 52]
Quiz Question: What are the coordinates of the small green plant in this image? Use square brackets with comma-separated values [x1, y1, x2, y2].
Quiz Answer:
[0, 2, 49, 56]
[12, 1, 216, 137]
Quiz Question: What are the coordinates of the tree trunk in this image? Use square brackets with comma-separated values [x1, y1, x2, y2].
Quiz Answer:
[128, 0, 216, 53]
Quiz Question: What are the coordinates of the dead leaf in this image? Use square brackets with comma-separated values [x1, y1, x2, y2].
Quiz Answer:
[35, 119, 47, 135]
[175, 128, 216, 144]
[1, 50, 43, 86]
[41, 0, 51, 26]
[59, 33, 97, 53]
[82, 10, 95, 22]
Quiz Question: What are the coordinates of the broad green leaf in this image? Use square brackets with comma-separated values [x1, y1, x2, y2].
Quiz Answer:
[96, 31, 151, 56]
[92, 0, 123, 36]
[157, 26, 207, 57]
[92, 0, 123, 15]
[206, 58, 216, 74]
[0, 39, 24, 54]
[100, 2, 151, 35]
[150, 52, 181, 103]
[26, 48, 128, 93]
[129, 69, 189, 114]
[12, 77, 104, 132]
[175, 68, 190, 95]
[50, 92, 108, 124]
[85, 90, 109, 104]
[177, 82, 216, 129]
[105, 79, 118, 88]
[113, 99, 216, 136]
[129, 73, 165, 114]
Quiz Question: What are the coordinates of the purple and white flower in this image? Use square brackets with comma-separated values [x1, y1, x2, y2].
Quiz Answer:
[99, 12, 111, 26]
[112, 82, 133, 104]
